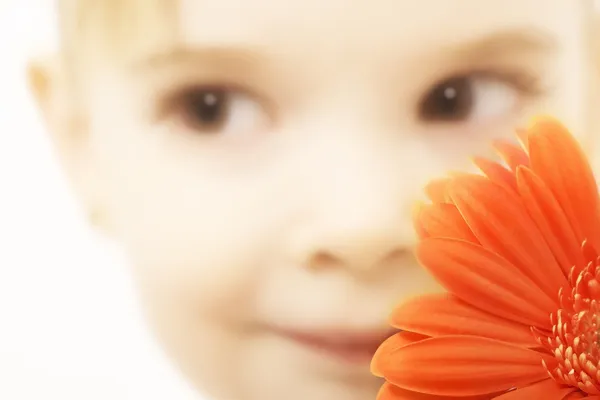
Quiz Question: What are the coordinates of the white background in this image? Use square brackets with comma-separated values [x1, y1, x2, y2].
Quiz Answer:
[0, 2, 201, 399]
[3, 1, 600, 400]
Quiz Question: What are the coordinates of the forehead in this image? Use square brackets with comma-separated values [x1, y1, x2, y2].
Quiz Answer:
[84, 0, 587, 64]
[174, 0, 586, 53]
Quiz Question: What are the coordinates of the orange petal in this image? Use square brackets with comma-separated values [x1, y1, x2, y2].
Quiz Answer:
[377, 382, 494, 400]
[448, 174, 568, 300]
[372, 331, 428, 377]
[527, 116, 600, 251]
[380, 336, 549, 397]
[425, 178, 452, 203]
[413, 202, 431, 239]
[472, 157, 518, 192]
[493, 140, 530, 171]
[492, 379, 577, 399]
[416, 238, 556, 329]
[417, 202, 478, 243]
[516, 166, 584, 276]
[389, 293, 538, 347]
[516, 128, 529, 151]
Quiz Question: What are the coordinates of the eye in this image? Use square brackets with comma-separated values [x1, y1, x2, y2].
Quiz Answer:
[418, 74, 525, 124]
[166, 87, 271, 136]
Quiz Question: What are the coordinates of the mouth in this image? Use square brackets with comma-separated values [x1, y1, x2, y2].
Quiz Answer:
[273, 326, 395, 365]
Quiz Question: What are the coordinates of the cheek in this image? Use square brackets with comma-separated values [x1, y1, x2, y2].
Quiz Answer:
[91, 126, 286, 318]
[116, 179, 274, 314]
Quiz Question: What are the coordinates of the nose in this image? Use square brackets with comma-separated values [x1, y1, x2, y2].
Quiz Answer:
[288, 136, 416, 273]
[295, 208, 414, 273]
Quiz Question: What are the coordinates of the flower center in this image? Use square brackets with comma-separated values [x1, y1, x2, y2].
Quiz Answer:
[533, 243, 600, 395]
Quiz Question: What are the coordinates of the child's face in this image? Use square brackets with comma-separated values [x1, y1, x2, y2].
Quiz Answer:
[33, 1, 597, 399]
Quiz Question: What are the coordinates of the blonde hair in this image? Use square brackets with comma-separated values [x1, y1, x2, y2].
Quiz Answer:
[57, 0, 177, 72]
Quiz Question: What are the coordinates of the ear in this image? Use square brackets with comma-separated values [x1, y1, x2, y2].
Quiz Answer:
[27, 56, 114, 235]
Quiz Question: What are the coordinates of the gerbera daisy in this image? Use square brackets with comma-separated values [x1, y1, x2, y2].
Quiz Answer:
[371, 116, 600, 399]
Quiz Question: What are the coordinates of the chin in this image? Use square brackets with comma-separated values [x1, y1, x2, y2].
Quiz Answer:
[169, 328, 383, 400]
[204, 333, 382, 400]
[198, 364, 382, 400]
[247, 376, 381, 400]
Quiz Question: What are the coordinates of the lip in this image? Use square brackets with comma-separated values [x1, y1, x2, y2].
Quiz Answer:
[274, 326, 395, 365]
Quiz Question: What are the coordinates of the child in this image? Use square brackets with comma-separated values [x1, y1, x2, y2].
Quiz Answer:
[27, 1, 600, 399]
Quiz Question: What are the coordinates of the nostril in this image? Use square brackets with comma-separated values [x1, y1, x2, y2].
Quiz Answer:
[308, 252, 341, 270]
[306, 246, 413, 272]
[383, 248, 413, 265]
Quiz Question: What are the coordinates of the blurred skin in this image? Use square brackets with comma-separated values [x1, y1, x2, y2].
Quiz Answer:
[28, 1, 599, 400]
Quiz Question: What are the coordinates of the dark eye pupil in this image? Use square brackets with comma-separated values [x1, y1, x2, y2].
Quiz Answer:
[419, 77, 474, 122]
[185, 89, 228, 128]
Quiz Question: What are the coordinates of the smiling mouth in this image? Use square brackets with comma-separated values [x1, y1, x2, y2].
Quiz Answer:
[273, 326, 395, 365]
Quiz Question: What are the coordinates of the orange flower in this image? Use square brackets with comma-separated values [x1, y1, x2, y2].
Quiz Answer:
[371, 116, 600, 400]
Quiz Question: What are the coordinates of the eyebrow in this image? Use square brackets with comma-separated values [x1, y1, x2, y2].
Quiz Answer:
[446, 28, 559, 61]
[130, 28, 559, 77]
[130, 46, 269, 75]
